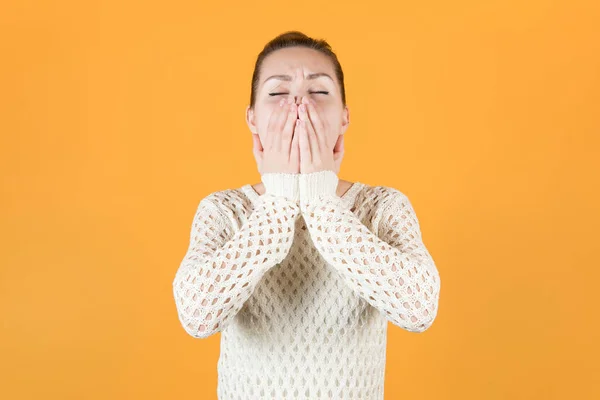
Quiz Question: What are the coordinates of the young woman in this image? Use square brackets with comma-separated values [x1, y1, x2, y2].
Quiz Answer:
[172, 30, 441, 400]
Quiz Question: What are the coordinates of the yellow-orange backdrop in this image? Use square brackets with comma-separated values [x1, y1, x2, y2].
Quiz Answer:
[1, 0, 599, 399]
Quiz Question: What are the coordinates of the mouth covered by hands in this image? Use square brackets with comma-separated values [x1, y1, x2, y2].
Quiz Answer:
[253, 96, 346, 207]
[294, 96, 344, 175]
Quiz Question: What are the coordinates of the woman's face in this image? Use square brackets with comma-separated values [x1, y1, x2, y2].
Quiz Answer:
[246, 46, 349, 151]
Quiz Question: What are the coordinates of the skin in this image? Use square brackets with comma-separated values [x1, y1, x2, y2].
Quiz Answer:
[245, 46, 353, 197]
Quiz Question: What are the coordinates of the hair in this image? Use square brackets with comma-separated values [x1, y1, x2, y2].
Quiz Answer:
[249, 30, 346, 109]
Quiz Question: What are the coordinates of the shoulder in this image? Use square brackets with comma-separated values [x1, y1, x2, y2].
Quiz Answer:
[353, 183, 413, 234]
[355, 183, 409, 212]
[201, 188, 248, 209]
[197, 188, 254, 231]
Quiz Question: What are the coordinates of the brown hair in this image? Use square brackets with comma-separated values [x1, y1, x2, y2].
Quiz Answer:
[249, 30, 346, 109]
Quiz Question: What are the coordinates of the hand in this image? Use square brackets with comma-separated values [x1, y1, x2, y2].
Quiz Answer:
[295, 96, 345, 175]
[253, 97, 300, 175]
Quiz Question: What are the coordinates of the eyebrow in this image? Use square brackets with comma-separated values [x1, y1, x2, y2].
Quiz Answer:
[261, 72, 334, 85]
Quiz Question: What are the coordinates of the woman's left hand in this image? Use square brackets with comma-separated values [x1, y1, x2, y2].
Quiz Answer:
[295, 96, 345, 175]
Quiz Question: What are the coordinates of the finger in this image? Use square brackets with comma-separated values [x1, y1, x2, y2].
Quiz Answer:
[298, 102, 320, 157]
[282, 102, 297, 149]
[252, 134, 263, 162]
[253, 133, 263, 151]
[274, 99, 292, 150]
[332, 134, 344, 162]
[297, 119, 311, 162]
[333, 134, 343, 154]
[290, 119, 300, 165]
[266, 98, 287, 149]
[264, 99, 283, 149]
[305, 98, 328, 151]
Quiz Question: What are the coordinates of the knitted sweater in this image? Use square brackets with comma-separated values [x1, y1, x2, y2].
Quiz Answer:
[172, 170, 441, 400]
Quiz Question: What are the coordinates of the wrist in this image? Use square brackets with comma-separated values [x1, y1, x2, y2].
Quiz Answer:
[299, 170, 339, 210]
[261, 172, 300, 202]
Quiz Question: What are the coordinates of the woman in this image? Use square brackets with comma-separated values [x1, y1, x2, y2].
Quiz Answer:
[172, 30, 441, 400]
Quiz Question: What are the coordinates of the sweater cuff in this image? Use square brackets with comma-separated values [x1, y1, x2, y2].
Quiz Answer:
[299, 170, 339, 209]
[261, 173, 300, 202]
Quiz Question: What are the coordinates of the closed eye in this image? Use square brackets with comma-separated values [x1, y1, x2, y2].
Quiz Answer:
[268, 91, 329, 96]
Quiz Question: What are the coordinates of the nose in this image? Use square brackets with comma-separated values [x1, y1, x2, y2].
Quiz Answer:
[292, 95, 304, 105]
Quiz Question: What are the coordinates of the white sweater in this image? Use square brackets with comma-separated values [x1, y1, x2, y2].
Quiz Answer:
[172, 170, 441, 400]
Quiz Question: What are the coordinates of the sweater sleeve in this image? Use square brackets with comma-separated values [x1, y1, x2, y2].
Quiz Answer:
[299, 170, 441, 333]
[172, 173, 301, 338]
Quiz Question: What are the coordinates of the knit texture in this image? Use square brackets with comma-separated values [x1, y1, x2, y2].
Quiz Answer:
[172, 170, 441, 400]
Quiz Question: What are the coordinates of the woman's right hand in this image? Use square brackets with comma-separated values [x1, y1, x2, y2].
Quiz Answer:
[252, 97, 300, 175]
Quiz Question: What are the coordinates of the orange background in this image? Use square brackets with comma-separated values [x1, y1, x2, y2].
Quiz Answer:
[1, 1, 599, 399]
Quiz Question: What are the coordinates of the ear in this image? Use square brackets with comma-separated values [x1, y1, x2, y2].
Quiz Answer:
[340, 104, 350, 135]
[246, 105, 258, 134]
